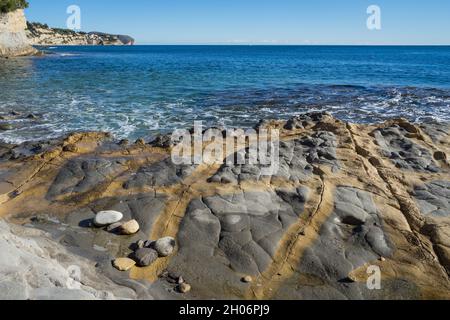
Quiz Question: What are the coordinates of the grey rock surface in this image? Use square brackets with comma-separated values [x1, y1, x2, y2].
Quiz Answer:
[373, 125, 439, 172]
[124, 157, 197, 189]
[209, 131, 338, 184]
[154, 237, 176, 257]
[94, 210, 123, 227]
[164, 187, 309, 298]
[413, 181, 450, 217]
[133, 248, 158, 267]
[274, 186, 396, 300]
[47, 157, 127, 200]
[0, 220, 136, 300]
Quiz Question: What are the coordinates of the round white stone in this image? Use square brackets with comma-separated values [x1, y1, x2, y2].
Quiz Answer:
[94, 211, 123, 227]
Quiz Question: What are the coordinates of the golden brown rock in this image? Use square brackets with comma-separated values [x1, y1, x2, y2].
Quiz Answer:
[113, 258, 136, 271]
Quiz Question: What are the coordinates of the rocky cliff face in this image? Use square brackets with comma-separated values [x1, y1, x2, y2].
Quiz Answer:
[0, 114, 449, 300]
[26, 22, 135, 46]
[0, 9, 36, 57]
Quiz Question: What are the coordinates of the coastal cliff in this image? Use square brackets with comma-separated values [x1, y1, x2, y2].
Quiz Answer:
[0, 9, 36, 57]
[0, 113, 449, 300]
[26, 22, 135, 46]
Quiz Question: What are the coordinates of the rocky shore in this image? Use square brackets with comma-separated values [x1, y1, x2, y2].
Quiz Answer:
[26, 22, 135, 46]
[0, 9, 37, 57]
[0, 112, 449, 300]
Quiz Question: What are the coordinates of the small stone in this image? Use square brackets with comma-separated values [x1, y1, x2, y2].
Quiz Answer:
[136, 239, 146, 249]
[120, 219, 140, 235]
[380, 257, 386, 262]
[106, 222, 123, 232]
[154, 237, 176, 257]
[113, 258, 136, 271]
[242, 276, 253, 283]
[133, 248, 158, 267]
[434, 151, 447, 161]
[177, 283, 191, 294]
[94, 210, 123, 227]
[26, 113, 38, 120]
[178, 276, 185, 284]
[135, 138, 145, 145]
[0, 124, 13, 131]
[144, 240, 155, 248]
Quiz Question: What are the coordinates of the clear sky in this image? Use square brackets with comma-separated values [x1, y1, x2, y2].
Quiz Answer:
[25, 0, 450, 45]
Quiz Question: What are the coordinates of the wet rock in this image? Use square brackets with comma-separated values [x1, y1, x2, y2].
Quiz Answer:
[149, 134, 173, 148]
[94, 211, 123, 227]
[120, 220, 140, 235]
[0, 124, 13, 131]
[26, 113, 38, 120]
[113, 258, 136, 271]
[284, 112, 333, 130]
[133, 248, 158, 267]
[154, 237, 176, 257]
[135, 138, 145, 145]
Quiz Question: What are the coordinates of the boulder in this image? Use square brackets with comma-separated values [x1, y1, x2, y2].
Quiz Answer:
[177, 283, 191, 294]
[120, 220, 140, 235]
[94, 211, 123, 227]
[133, 248, 158, 267]
[154, 237, 176, 257]
[113, 258, 136, 271]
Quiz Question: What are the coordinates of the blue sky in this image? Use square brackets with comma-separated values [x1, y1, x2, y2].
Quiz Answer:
[26, 0, 450, 45]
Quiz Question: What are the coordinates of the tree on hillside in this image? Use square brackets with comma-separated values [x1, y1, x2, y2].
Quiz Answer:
[0, 0, 28, 14]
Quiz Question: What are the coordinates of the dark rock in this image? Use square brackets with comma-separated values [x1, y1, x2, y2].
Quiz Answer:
[26, 114, 38, 120]
[133, 248, 158, 267]
[0, 124, 13, 131]
[434, 151, 447, 161]
[47, 158, 127, 201]
[373, 125, 439, 172]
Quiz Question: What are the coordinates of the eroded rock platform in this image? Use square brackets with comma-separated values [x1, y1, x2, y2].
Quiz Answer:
[0, 113, 449, 300]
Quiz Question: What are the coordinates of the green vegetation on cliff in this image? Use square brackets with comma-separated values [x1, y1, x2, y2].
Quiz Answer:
[0, 0, 28, 14]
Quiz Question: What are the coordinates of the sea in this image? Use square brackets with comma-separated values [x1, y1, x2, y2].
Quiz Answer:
[1, 45, 449, 143]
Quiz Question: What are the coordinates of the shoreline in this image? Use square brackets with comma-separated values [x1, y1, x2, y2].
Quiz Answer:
[0, 112, 449, 300]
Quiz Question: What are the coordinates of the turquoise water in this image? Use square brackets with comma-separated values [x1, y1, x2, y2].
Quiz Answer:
[1, 45, 450, 143]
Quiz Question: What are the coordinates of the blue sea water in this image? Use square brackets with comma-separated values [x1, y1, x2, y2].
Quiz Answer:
[1, 45, 450, 143]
